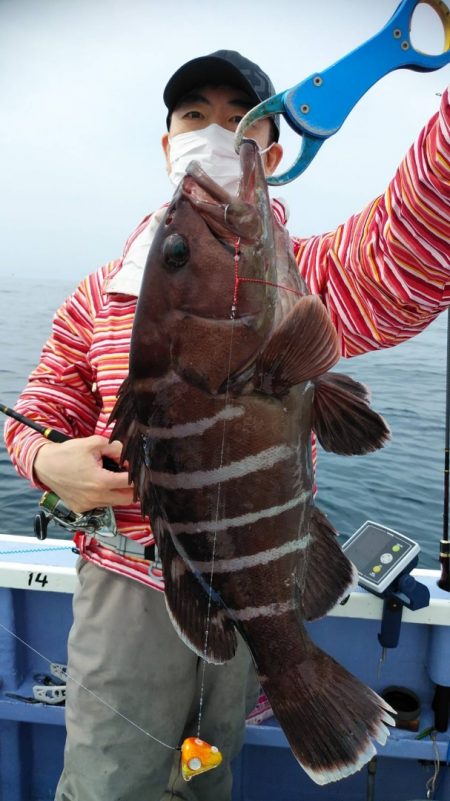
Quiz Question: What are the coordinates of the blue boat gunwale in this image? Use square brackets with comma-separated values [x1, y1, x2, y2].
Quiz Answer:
[0, 533, 449, 626]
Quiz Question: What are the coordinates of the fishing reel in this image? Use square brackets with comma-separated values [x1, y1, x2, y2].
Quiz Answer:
[34, 491, 118, 540]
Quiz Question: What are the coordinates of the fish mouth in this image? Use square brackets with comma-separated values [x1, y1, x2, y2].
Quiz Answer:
[180, 139, 264, 245]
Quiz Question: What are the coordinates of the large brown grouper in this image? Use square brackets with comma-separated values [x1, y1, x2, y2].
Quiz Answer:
[110, 139, 394, 785]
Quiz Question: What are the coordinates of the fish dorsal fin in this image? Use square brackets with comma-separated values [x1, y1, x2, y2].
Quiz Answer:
[254, 296, 340, 395]
[312, 372, 390, 455]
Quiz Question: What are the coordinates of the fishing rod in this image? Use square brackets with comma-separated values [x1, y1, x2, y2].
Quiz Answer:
[438, 310, 450, 592]
[0, 403, 119, 539]
[0, 404, 71, 443]
[1, 403, 119, 468]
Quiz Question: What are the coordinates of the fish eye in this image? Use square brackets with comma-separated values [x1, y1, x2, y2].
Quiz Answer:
[162, 234, 190, 269]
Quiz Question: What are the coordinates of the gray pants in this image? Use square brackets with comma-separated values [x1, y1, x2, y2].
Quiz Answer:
[55, 559, 259, 801]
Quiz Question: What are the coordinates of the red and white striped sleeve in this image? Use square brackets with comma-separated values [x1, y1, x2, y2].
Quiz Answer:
[292, 88, 450, 357]
[3, 264, 115, 486]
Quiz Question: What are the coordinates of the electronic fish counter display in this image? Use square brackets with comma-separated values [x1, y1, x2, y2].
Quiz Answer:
[342, 521, 420, 595]
[342, 521, 430, 652]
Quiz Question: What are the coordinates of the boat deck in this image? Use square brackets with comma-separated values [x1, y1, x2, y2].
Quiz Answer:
[0, 534, 449, 800]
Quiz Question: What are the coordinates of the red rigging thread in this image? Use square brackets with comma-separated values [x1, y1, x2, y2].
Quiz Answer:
[231, 237, 305, 318]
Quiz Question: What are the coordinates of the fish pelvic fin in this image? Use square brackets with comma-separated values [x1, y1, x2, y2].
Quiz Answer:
[158, 532, 238, 665]
[297, 507, 358, 620]
[254, 296, 340, 395]
[259, 637, 395, 785]
[312, 372, 390, 455]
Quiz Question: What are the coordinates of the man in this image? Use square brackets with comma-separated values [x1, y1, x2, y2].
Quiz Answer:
[4, 50, 450, 801]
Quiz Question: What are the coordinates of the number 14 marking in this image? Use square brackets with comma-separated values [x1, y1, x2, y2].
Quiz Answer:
[28, 572, 49, 588]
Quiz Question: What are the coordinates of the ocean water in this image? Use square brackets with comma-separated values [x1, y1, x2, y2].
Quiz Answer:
[0, 277, 447, 569]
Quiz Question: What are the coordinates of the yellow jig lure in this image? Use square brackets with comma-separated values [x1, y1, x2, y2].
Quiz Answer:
[181, 737, 223, 781]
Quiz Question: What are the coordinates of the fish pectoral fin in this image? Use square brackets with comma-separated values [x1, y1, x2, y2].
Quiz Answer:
[297, 507, 358, 620]
[312, 372, 390, 455]
[254, 296, 340, 395]
[159, 535, 238, 665]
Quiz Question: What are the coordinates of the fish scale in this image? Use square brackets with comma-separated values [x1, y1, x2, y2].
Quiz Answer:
[110, 139, 393, 785]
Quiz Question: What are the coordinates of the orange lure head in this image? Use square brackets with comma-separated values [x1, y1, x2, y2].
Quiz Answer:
[181, 736, 223, 782]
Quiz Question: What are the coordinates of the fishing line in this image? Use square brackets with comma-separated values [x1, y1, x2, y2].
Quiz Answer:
[196, 229, 312, 732]
[0, 620, 179, 752]
[230, 259, 305, 310]
[196, 236, 242, 737]
[238, 276, 304, 298]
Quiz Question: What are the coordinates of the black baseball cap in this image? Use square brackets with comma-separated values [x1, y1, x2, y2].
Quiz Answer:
[163, 50, 280, 141]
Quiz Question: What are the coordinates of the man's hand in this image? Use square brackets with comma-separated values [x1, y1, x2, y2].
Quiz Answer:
[34, 436, 134, 513]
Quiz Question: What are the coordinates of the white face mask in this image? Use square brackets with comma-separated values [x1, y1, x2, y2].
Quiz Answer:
[168, 123, 271, 196]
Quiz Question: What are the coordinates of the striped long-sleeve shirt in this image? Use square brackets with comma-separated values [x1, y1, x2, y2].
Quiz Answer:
[4, 90, 450, 591]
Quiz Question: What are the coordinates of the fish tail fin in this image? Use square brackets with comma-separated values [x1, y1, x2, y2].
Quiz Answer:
[259, 638, 395, 785]
[312, 372, 390, 455]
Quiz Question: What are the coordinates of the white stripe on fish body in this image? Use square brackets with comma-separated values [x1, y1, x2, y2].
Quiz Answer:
[189, 534, 313, 574]
[149, 372, 182, 391]
[153, 491, 311, 536]
[149, 444, 295, 490]
[228, 598, 298, 621]
[144, 405, 245, 439]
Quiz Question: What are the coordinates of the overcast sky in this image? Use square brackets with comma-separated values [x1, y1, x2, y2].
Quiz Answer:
[1, 0, 449, 283]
